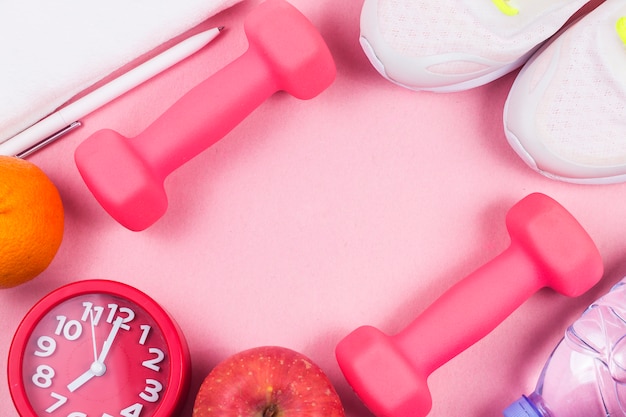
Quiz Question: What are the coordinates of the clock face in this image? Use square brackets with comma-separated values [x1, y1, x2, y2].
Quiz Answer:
[9, 280, 190, 417]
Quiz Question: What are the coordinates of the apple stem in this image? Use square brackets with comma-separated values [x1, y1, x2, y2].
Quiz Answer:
[263, 404, 279, 417]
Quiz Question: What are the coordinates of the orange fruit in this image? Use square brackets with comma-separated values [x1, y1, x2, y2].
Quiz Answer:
[0, 156, 64, 288]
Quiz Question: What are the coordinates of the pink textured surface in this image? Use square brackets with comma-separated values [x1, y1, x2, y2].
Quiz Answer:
[1, 1, 626, 416]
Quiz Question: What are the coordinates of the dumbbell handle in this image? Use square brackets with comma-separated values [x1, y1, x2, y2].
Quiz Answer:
[134, 49, 275, 177]
[395, 245, 536, 375]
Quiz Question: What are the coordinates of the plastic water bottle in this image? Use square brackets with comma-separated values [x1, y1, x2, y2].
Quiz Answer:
[504, 278, 626, 417]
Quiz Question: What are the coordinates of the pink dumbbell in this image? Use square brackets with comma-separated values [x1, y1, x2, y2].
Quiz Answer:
[75, 0, 336, 231]
[336, 193, 604, 417]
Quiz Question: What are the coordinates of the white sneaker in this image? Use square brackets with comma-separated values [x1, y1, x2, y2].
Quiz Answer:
[360, 0, 590, 92]
[504, 0, 626, 184]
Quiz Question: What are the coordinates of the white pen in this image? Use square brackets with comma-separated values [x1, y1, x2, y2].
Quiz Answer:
[0, 26, 224, 158]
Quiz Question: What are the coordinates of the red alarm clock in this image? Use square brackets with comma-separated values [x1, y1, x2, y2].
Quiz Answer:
[8, 279, 190, 417]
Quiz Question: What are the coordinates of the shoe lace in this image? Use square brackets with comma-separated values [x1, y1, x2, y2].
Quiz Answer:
[617, 17, 626, 46]
[492, 0, 518, 16]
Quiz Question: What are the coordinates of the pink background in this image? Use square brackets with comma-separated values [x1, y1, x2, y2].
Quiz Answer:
[2, 0, 625, 416]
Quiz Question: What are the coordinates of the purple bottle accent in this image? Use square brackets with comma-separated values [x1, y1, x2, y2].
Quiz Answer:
[504, 278, 626, 417]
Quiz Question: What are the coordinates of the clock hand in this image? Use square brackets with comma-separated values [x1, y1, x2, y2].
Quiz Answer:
[67, 311, 109, 393]
[90, 309, 98, 362]
[66, 360, 107, 392]
[67, 369, 95, 392]
[97, 316, 124, 364]
[67, 317, 123, 392]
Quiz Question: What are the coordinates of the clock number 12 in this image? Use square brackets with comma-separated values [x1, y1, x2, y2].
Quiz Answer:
[80, 302, 135, 331]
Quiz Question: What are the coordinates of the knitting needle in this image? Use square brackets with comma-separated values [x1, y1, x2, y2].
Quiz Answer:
[1, 26, 224, 158]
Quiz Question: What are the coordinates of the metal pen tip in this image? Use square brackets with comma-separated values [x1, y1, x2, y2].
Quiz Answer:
[16, 121, 82, 159]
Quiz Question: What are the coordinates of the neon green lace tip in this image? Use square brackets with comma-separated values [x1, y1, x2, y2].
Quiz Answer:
[616, 17, 626, 46]
[492, 0, 519, 16]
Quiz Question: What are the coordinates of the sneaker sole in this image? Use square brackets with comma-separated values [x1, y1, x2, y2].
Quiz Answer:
[360, 35, 541, 93]
[504, 105, 626, 185]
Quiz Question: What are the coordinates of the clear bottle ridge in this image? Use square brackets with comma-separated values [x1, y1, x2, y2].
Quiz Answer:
[504, 278, 626, 417]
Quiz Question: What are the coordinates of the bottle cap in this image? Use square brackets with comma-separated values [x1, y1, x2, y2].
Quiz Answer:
[503, 396, 542, 417]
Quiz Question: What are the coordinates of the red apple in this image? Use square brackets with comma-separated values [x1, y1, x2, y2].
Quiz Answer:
[193, 346, 345, 417]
